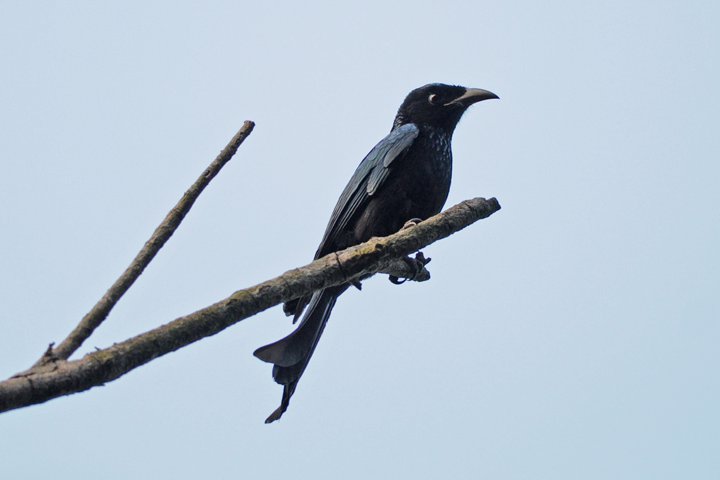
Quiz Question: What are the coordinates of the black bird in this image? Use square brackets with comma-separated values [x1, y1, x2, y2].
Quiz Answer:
[254, 83, 498, 423]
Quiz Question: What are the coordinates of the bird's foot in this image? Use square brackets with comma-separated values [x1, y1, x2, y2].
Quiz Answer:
[388, 251, 432, 284]
[401, 218, 423, 230]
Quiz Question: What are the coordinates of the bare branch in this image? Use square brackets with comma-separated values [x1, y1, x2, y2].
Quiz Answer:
[0, 197, 500, 414]
[48, 121, 256, 362]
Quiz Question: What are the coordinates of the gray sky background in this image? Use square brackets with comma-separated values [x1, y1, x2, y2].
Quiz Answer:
[1, 1, 718, 478]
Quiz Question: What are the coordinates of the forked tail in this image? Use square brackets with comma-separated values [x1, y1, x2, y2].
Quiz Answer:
[254, 287, 343, 423]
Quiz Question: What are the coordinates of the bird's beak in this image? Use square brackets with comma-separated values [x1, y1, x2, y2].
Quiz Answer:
[444, 88, 499, 107]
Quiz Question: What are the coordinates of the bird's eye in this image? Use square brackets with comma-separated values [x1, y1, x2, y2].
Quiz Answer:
[428, 93, 439, 105]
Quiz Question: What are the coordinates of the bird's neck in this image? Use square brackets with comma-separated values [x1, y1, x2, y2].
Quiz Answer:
[418, 125, 454, 155]
[392, 119, 456, 140]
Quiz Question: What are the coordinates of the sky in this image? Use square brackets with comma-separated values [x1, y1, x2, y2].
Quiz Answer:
[1, 1, 718, 478]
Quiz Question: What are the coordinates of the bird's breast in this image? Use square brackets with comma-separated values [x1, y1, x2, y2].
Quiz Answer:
[403, 130, 453, 212]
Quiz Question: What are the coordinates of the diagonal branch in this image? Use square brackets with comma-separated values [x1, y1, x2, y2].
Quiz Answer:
[0, 196, 500, 414]
[48, 121, 255, 362]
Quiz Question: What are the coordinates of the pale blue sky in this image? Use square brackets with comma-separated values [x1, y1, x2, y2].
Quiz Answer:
[1, 1, 718, 479]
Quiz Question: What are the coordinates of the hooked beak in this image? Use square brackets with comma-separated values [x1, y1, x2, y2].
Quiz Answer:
[444, 88, 499, 107]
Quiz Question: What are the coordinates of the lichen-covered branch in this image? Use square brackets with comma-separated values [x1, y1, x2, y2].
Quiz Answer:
[48, 122, 255, 362]
[0, 197, 500, 414]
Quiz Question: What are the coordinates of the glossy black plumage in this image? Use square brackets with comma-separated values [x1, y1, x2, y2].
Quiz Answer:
[254, 83, 498, 423]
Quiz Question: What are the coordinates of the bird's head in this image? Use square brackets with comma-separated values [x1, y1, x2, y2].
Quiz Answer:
[393, 83, 498, 132]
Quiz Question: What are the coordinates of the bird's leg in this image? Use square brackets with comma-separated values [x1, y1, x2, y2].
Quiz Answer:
[390, 219, 425, 285]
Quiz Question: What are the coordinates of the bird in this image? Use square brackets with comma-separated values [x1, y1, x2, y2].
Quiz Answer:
[254, 83, 498, 423]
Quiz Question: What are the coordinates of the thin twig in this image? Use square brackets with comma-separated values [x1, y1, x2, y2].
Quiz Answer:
[48, 121, 256, 362]
[1, 197, 500, 413]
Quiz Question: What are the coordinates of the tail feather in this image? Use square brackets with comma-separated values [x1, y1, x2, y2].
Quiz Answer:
[264, 382, 296, 424]
[255, 288, 343, 423]
[254, 290, 336, 367]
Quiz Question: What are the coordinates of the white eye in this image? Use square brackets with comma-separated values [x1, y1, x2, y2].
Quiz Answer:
[428, 93, 439, 105]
